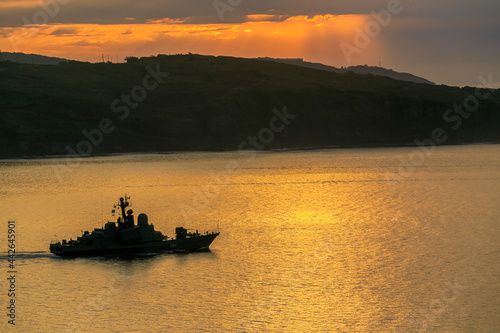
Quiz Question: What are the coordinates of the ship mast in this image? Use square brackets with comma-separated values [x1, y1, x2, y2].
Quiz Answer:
[115, 195, 130, 222]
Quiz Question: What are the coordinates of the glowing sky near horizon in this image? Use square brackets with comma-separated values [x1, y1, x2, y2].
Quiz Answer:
[0, 0, 499, 87]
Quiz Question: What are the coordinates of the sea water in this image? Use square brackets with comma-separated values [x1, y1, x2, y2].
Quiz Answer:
[0, 145, 499, 332]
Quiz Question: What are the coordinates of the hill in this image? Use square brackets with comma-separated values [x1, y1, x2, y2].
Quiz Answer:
[257, 57, 434, 85]
[0, 54, 499, 158]
[0, 51, 68, 65]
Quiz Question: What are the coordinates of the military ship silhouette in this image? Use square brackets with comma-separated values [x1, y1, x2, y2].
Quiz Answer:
[50, 195, 219, 257]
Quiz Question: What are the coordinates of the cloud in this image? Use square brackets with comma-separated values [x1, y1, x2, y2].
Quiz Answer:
[1, 0, 498, 27]
[0, 0, 498, 86]
[246, 14, 288, 22]
[68, 39, 104, 47]
[50, 27, 82, 36]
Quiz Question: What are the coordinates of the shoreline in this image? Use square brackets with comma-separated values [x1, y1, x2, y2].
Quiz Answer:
[1, 141, 498, 161]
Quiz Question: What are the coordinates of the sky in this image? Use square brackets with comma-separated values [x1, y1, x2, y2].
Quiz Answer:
[0, 0, 499, 87]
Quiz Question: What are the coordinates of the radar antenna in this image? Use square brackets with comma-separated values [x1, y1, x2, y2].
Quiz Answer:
[114, 194, 131, 222]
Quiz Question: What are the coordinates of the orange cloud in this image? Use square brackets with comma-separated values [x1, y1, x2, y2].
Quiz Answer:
[0, 14, 375, 66]
[246, 14, 287, 21]
[0, 1, 39, 8]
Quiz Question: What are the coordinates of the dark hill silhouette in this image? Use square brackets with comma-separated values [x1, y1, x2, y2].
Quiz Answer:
[0, 51, 68, 65]
[257, 57, 434, 85]
[0, 53, 498, 158]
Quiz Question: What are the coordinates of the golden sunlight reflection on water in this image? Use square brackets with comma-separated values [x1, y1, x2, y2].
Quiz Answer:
[0, 145, 499, 332]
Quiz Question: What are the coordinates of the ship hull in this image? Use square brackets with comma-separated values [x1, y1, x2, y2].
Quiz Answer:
[50, 233, 219, 257]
